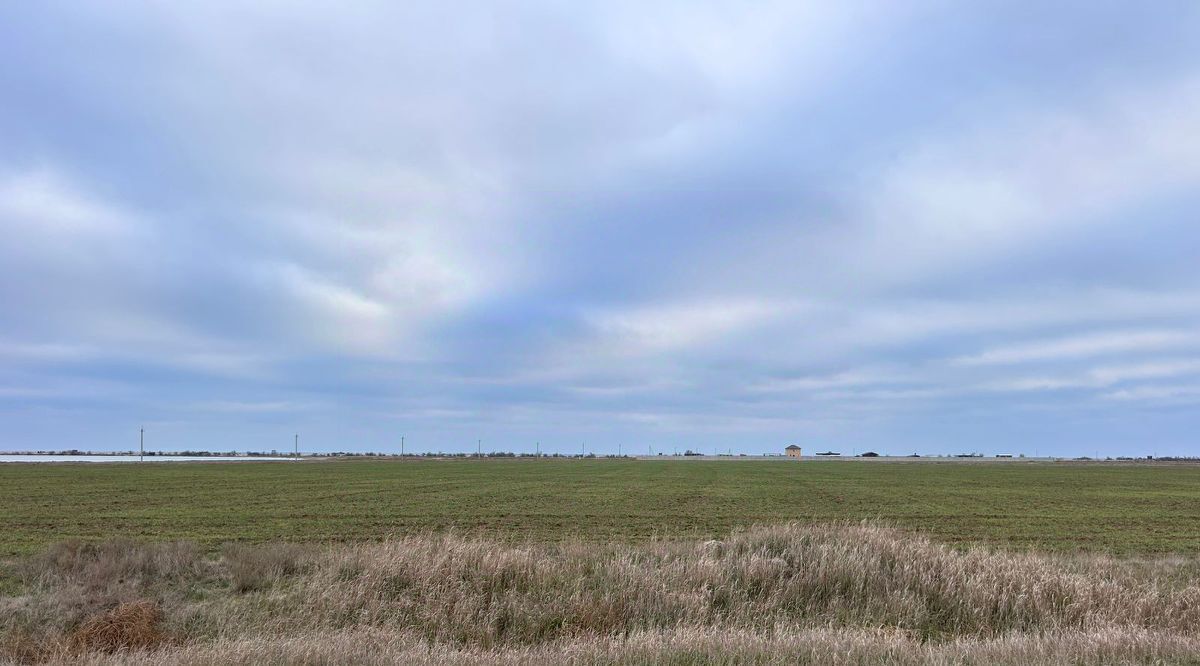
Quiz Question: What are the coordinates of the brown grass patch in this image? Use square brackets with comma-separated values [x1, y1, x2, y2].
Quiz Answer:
[68, 599, 165, 654]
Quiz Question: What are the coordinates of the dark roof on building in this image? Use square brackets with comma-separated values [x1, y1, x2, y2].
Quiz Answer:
[785, 445, 802, 450]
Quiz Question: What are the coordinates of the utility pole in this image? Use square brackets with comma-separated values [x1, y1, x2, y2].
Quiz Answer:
[139, 427, 144, 462]
[536, 441, 540, 457]
[477, 439, 481, 457]
[294, 433, 299, 460]
[581, 442, 585, 457]
[401, 436, 405, 457]
[618, 442, 621, 457]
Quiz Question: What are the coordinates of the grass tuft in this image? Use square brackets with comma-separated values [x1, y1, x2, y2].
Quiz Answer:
[68, 599, 164, 654]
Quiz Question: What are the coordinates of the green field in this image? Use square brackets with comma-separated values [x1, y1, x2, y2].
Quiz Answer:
[2, 459, 1199, 556]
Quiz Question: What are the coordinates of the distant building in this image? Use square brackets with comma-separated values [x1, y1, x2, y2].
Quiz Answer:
[785, 444, 802, 459]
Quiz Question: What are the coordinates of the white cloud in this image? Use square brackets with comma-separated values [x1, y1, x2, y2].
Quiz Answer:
[0, 340, 94, 363]
[844, 76, 1200, 287]
[267, 263, 394, 353]
[584, 299, 798, 356]
[982, 359, 1200, 393]
[955, 330, 1195, 366]
[1089, 359, 1200, 385]
[749, 367, 904, 393]
[0, 169, 135, 237]
[188, 400, 300, 413]
[1103, 384, 1200, 403]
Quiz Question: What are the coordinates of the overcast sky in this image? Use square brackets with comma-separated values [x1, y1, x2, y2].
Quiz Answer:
[2, 2, 1199, 456]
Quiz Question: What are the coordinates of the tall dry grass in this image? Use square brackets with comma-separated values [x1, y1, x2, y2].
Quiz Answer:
[45, 627, 1200, 666]
[3, 523, 1199, 664]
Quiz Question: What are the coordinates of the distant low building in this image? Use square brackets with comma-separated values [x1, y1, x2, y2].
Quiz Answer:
[785, 444, 802, 459]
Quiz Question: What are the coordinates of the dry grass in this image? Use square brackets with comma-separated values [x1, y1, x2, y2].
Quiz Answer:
[43, 627, 1200, 666]
[221, 542, 308, 593]
[3, 523, 1199, 664]
[68, 600, 163, 654]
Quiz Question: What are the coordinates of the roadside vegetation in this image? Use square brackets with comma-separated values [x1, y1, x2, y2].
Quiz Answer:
[3, 523, 1200, 664]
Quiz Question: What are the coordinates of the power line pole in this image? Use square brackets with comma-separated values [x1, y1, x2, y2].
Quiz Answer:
[139, 427, 144, 462]
[294, 433, 299, 460]
[477, 439, 481, 457]
[536, 441, 540, 457]
[401, 436, 405, 457]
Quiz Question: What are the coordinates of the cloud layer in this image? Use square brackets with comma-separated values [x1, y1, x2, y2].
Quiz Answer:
[2, 2, 1199, 455]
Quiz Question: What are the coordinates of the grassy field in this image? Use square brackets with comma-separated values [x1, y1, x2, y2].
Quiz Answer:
[2, 458, 1199, 556]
